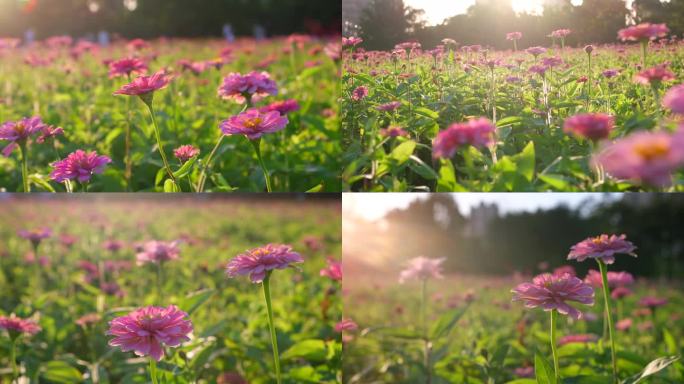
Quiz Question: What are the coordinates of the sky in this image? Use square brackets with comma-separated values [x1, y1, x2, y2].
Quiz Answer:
[343, 193, 619, 221]
[404, 0, 586, 25]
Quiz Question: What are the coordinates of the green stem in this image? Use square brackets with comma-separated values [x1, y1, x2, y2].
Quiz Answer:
[124, 94, 133, 190]
[18, 142, 29, 192]
[149, 358, 159, 384]
[250, 138, 272, 192]
[11, 338, 18, 382]
[145, 103, 177, 185]
[197, 135, 225, 192]
[641, 41, 647, 67]
[550, 309, 560, 381]
[156, 262, 163, 304]
[422, 278, 431, 384]
[262, 272, 282, 384]
[598, 260, 618, 384]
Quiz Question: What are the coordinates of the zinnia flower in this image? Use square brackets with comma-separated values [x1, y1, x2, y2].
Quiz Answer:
[320, 258, 342, 281]
[525, 46, 547, 56]
[107, 305, 193, 361]
[568, 234, 637, 264]
[639, 296, 667, 309]
[335, 319, 358, 332]
[511, 273, 594, 319]
[380, 126, 409, 138]
[0, 315, 41, 337]
[507, 32, 522, 40]
[593, 129, 684, 186]
[432, 118, 495, 158]
[173, 145, 200, 163]
[634, 65, 675, 85]
[136, 240, 181, 265]
[550, 29, 572, 39]
[616, 318, 633, 331]
[0, 117, 47, 156]
[351, 86, 368, 101]
[563, 113, 614, 141]
[217, 71, 278, 104]
[584, 270, 635, 288]
[663, 84, 684, 114]
[50, 150, 112, 183]
[618, 23, 669, 41]
[219, 108, 288, 140]
[226, 244, 303, 283]
[259, 99, 300, 115]
[113, 70, 172, 103]
[553, 265, 576, 277]
[18, 228, 52, 248]
[558, 334, 598, 346]
[108, 57, 148, 78]
[376, 101, 402, 112]
[342, 37, 363, 48]
[399, 256, 445, 283]
[75, 313, 101, 327]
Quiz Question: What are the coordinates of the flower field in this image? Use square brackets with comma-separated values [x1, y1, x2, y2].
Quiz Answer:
[342, 240, 683, 383]
[0, 195, 342, 383]
[0, 35, 341, 192]
[341, 25, 684, 192]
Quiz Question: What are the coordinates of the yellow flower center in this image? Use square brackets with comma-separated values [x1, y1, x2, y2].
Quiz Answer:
[243, 117, 262, 129]
[633, 139, 670, 161]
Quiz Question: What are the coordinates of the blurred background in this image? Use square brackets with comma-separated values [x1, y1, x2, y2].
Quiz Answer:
[343, 0, 684, 49]
[0, 0, 341, 39]
[343, 193, 684, 281]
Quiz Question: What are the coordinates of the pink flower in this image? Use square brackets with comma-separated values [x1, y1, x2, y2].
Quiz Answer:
[0, 116, 47, 156]
[320, 258, 342, 281]
[75, 313, 101, 327]
[342, 37, 363, 48]
[551, 29, 572, 38]
[432, 118, 495, 158]
[380, 126, 409, 138]
[602, 69, 620, 79]
[107, 305, 193, 361]
[376, 101, 402, 112]
[103, 239, 124, 252]
[108, 57, 148, 78]
[616, 318, 633, 331]
[568, 234, 637, 264]
[226, 244, 304, 283]
[639, 296, 667, 309]
[593, 129, 684, 186]
[126, 38, 150, 51]
[36, 124, 64, 144]
[335, 318, 358, 332]
[0, 315, 41, 336]
[220, 108, 288, 140]
[113, 70, 172, 101]
[584, 270, 635, 288]
[514, 367, 534, 378]
[136, 240, 181, 265]
[558, 334, 598, 346]
[511, 273, 595, 320]
[18, 228, 52, 248]
[173, 145, 200, 163]
[217, 71, 278, 104]
[611, 286, 633, 300]
[618, 23, 669, 42]
[50, 150, 111, 183]
[218, 372, 248, 384]
[351, 86, 368, 101]
[553, 265, 576, 277]
[663, 84, 684, 114]
[506, 32, 522, 40]
[525, 46, 547, 56]
[563, 113, 615, 141]
[399, 256, 445, 283]
[259, 99, 300, 115]
[634, 65, 675, 85]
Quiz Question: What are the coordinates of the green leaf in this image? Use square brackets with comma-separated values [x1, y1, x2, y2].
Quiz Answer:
[538, 174, 570, 190]
[534, 353, 557, 384]
[429, 306, 468, 340]
[163, 179, 180, 192]
[496, 116, 523, 127]
[281, 339, 327, 363]
[409, 155, 438, 180]
[172, 156, 198, 179]
[28, 174, 56, 192]
[41, 361, 82, 383]
[436, 159, 466, 192]
[562, 377, 612, 384]
[305, 183, 324, 192]
[181, 289, 215, 316]
[621, 356, 680, 384]
[389, 140, 416, 165]
[513, 141, 535, 182]
[415, 107, 439, 120]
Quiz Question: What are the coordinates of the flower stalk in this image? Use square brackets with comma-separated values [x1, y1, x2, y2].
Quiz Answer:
[598, 259, 618, 384]
[149, 358, 159, 384]
[550, 309, 560, 381]
[262, 271, 282, 384]
[250, 138, 273, 192]
[18, 141, 29, 192]
[143, 102, 177, 188]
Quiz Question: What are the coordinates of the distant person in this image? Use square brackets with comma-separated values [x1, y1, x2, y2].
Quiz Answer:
[98, 31, 110, 47]
[24, 28, 35, 46]
[253, 24, 266, 40]
[223, 24, 235, 43]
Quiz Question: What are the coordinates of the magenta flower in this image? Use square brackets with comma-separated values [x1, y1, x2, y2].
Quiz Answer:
[380, 126, 409, 138]
[136, 240, 181, 265]
[334, 319, 358, 332]
[18, 228, 52, 248]
[611, 286, 633, 300]
[217, 71, 278, 104]
[259, 99, 300, 115]
[376, 101, 402, 112]
[663, 84, 684, 114]
[226, 244, 303, 283]
[36, 124, 64, 144]
[584, 270, 635, 288]
[616, 318, 633, 331]
[220, 108, 288, 140]
[50, 150, 111, 184]
[525, 46, 547, 56]
[0, 315, 41, 337]
[563, 113, 614, 141]
[320, 258, 342, 281]
[108, 57, 148, 78]
[512, 273, 595, 319]
[639, 296, 668, 309]
[552, 265, 576, 277]
[558, 334, 598, 346]
[107, 305, 193, 361]
[342, 37, 363, 48]
[514, 367, 534, 378]
[593, 129, 684, 186]
[351, 86, 368, 101]
[0, 117, 47, 156]
[506, 32, 522, 40]
[173, 145, 200, 163]
[399, 256, 445, 283]
[633, 65, 675, 85]
[568, 234, 637, 264]
[550, 29, 572, 39]
[113, 70, 172, 101]
[103, 239, 124, 252]
[618, 23, 669, 42]
[432, 118, 495, 159]
[602, 69, 620, 79]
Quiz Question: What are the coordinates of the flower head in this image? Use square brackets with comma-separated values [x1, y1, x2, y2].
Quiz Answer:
[173, 145, 200, 163]
[107, 305, 193, 361]
[114, 70, 171, 103]
[351, 86, 368, 101]
[432, 118, 495, 158]
[399, 256, 445, 283]
[136, 240, 181, 265]
[50, 150, 111, 183]
[0, 117, 47, 156]
[618, 23, 669, 42]
[36, 124, 64, 144]
[563, 113, 614, 141]
[663, 84, 684, 114]
[380, 125, 409, 138]
[217, 71, 278, 104]
[558, 334, 598, 346]
[226, 244, 303, 283]
[511, 273, 595, 319]
[335, 318, 358, 332]
[551, 29, 572, 39]
[0, 315, 41, 337]
[639, 296, 667, 309]
[18, 227, 52, 248]
[259, 99, 300, 115]
[568, 234, 637, 264]
[584, 269, 635, 288]
[593, 129, 684, 186]
[320, 258, 342, 281]
[108, 57, 148, 78]
[342, 37, 363, 48]
[75, 313, 101, 327]
[525, 46, 547, 56]
[634, 65, 675, 86]
[376, 101, 402, 112]
[220, 108, 288, 140]
[507, 32, 522, 41]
